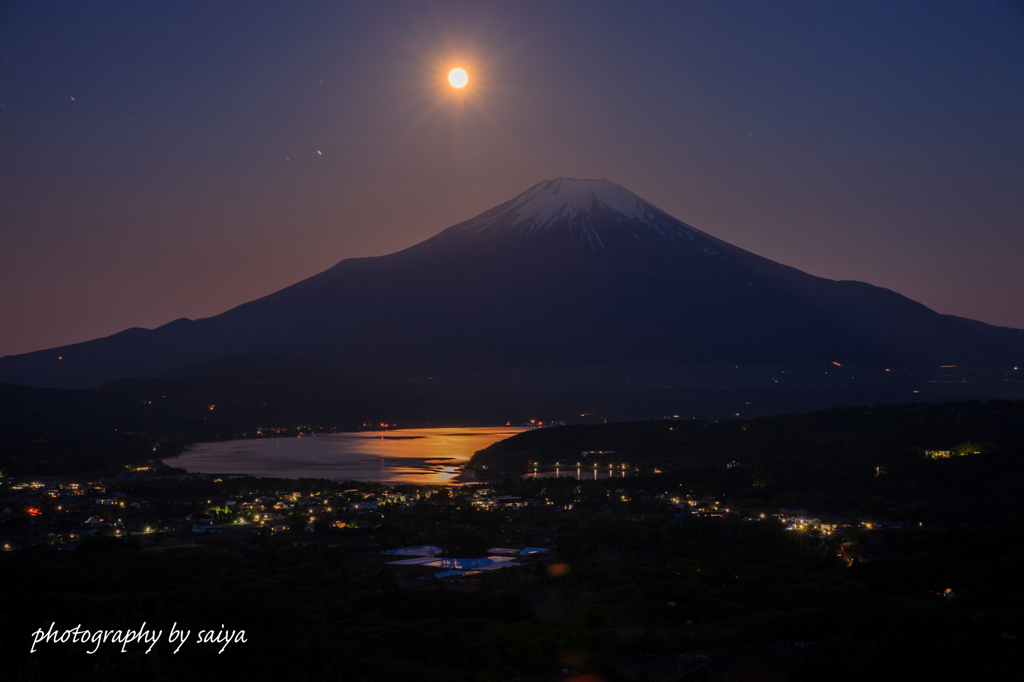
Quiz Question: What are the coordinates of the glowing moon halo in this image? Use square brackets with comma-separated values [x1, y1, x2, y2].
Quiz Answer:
[448, 68, 468, 88]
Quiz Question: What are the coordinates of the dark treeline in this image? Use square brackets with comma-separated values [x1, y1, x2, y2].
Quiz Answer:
[5, 355, 1023, 477]
[471, 400, 1024, 474]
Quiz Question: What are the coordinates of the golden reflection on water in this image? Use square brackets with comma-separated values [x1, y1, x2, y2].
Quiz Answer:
[169, 427, 529, 485]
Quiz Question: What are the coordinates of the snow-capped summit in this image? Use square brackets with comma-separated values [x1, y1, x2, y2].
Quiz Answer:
[449, 177, 715, 253]
[502, 178, 654, 225]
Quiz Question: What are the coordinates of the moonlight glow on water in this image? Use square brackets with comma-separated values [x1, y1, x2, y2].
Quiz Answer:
[167, 427, 528, 485]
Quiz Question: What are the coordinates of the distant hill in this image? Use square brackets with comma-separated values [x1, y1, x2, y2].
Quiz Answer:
[468, 400, 1024, 479]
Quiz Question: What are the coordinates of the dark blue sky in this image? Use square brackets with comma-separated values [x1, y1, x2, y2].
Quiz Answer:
[2, 1, 1023, 357]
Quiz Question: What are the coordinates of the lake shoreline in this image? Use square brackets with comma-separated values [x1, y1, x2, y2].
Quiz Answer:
[165, 427, 531, 486]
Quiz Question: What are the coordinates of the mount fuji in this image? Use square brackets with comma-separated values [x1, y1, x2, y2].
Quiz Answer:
[1, 178, 1022, 417]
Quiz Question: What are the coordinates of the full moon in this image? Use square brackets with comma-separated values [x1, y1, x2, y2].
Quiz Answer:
[448, 68, 468, 88]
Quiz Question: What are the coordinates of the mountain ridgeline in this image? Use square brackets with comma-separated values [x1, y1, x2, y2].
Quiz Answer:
[2, 178, 1022, 417]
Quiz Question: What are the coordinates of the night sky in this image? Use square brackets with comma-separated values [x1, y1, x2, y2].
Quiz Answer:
[2, 1, 1023, 358]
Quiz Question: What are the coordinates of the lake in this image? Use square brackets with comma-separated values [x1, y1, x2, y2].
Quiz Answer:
[165, 426, 529, 485]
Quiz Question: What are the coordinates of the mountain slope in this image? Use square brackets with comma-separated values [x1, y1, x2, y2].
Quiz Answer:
[1, 178, 1022, 391]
